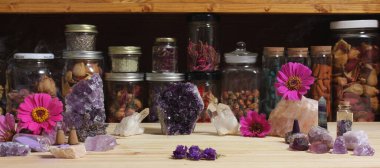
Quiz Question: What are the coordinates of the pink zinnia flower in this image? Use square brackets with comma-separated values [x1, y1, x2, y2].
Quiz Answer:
[240, 111, 271, 137]
[17, 93, 63, 135]
[0, 113, 16, 142]
[275, 62, 314, 101]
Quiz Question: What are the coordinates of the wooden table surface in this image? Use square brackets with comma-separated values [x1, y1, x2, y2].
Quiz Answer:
[1, 122, 380, 168]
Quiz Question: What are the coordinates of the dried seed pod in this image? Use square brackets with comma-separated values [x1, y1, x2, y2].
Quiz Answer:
[348, 47, 360, 60]
[72, 62, 87, 77]
[363, 85, 379, 97]
[343, 83, 363, 95]
[37, 75, 57, 97]
[370, 97, 379, 111]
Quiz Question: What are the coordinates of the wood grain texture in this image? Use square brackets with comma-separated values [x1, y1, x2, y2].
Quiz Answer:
[0, 0, 379, 13]
[1, 122, 380, 168]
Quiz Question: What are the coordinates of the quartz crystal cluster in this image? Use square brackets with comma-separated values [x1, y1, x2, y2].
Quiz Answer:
[84, 135, 117, 151]
[343, 130, 369, 150]
[0, 142, 30, 157]
[113, 108, 149, 137]
[207, 102, 239, 136]
[157, 82, 204, 135]
[63, 74, 108, 142]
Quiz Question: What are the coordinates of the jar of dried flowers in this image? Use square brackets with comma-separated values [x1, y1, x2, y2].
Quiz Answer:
[6, 53, 57, 115]
[330, 20, 380, 121]
[105, 73, 145, 122]
[221, 42, 260, 120]
[109, 46, 141, 73]
[62, 51, 103, 97]
[152, 37, 177, 73]
[65, 24, 97, 51]
[187, 13, 220, 72]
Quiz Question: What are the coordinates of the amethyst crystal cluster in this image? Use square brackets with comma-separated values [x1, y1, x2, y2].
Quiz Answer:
[63, 74, 108, 141]
[157, 82, 204, 135]
[0, 142, 30, 157]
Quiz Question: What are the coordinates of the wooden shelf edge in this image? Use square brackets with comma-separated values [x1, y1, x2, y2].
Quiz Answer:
[0, 2, 379, 14]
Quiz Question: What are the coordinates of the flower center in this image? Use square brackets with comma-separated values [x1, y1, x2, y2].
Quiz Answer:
[286, 76, 302, 90]
[249, 123, 263, 133]
[31, 107, 49, 123]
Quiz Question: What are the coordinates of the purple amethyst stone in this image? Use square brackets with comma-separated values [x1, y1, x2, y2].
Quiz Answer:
[332, 136, 348, 154]
[63, 74, 108, 142]
[354, 144, 375, 156]
[84, 135, 117, 151]
[157, 82, 204, 135]
[0, 142, 30, 157]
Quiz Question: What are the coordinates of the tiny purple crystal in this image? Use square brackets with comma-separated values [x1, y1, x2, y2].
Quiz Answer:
[309, 141, 330, 154]
[332, 136, 347, 154]
[202, 148, 217, 160]
[172, 145, 187, 159]
[308, 126, 334, 148]
[0, 142, 30, 157]
[187, 145, 202, 160]
[353, 144, 375, 156]
[289, 133, 309, 151]
[84, 135, 117, 151]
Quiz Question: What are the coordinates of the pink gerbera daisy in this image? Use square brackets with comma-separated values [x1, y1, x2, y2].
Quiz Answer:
[240, 110, 271, 137]
[0, 113, 16, 142]
[17, 93, 63, 135]
[274, 62, 314, 101]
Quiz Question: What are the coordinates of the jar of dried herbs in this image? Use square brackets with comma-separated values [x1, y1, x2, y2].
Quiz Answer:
[187, 13, 220, 72]
[0, 60, 6, 114]
[221, 42, 260, 120]
[105, 73, 146, 123]
[260, 47, 285, 117]
[152, 38, 177, 73]
[62, 51, 103, 97]
[310, 46, 332, 121]
[65, 24, 98, 51]
[109, 46, 141, 72]
[6, 53, 57, 115]
[287, 48, 310, 67]
[330, 20, 380, 121]
[187, 72, 221, 122]
[146, 73, 185, 122]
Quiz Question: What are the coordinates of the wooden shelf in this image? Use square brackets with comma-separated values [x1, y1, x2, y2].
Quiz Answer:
[0, 0, 379, 14]
[3, 122, 380, 168]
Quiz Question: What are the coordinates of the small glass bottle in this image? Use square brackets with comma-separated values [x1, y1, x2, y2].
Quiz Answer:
[109, 46, 141, 73]
[187, 13, 220, 72]
[65, 24, 98, 51]
[336, 101, 353, 136]
[310, 46, 332, 121]
[152, 38, 177, 73]
[261, 47, 285, 117]
[221, 42, 260, 120]
[287, 48, 310, 67]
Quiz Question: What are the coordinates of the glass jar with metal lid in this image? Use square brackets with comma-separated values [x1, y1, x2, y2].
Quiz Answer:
[105, 73, 145, 123]
[330, 20, 379, 121]
[287, 48, 310, 67]
[310, 46, 332, 121]
[152, 37, 177, 73]
[261, 47, 286, 117]
[0, 60, 5, 114]
[65, 24, 98, 51]
[187, 72, 221, 122]
[62, 51, 103, 97]
[145, 73, 185, 122]
[221, 42, 260, 120]
[109, 46, 141, 73]
[6, 53, 57, 115]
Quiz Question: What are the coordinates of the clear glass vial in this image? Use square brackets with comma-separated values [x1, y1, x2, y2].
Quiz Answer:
[336, 101, 353, 136]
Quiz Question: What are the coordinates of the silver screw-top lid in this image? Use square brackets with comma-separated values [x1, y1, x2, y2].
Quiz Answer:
[63, 51, 103, 59]
[146, 73, 185, 82]
[105, 73, 144, 82]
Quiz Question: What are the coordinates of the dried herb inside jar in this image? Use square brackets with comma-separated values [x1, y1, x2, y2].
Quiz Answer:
[187, 41, 219, 72]
[153, 46, 177, 73]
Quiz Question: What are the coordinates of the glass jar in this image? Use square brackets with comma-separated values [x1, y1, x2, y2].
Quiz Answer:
[187, 14, 220, 72]
[65, 24, 98, 51]
[221, 42, 260, 120]
[0, 60, 6, 115]
[310, 46, 333, 121]
[260, 47, 285, 117]
[336, 101, 353, 136]
[330, 20, 379, 121]
[152, 38, 177, 73]
[146, 73, 185, 122]
[287, 48, 310, 67]
[62, 51, 103, 97]
[109, 46, 141, 73]
[105, 73, 145, 123]
[6, 53, 57, 115]
[187, 72, 221, 122]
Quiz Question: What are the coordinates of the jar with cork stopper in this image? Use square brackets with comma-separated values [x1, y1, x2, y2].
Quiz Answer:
[287, 48, 310, 67]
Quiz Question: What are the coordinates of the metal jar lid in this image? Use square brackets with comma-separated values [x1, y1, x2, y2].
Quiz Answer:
[155, 37, 176, 43]
[330, 20, 378, 29]
[65, 24, 98, 33]
[14, 53, 54, 59]
[310, 46, 332, 56]
[225, 42, 258, 64]
[263, 47, 285, 57]
[287, 48, 309, 57]
[105, 73, 144, 82]
[63, 51, 103, 59]
[146, 73, 185, 82]
[108, 46, 142, 55]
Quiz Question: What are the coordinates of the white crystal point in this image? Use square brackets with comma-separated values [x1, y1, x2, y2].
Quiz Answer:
[113, 108, 149, 137]
[208, 103, 239, 136]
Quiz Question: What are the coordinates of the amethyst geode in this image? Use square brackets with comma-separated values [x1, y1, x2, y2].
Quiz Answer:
[157, 82, 204, 135]
[63, 74, 108, 142]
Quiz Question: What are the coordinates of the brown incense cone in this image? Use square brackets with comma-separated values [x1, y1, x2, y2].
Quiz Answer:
[55, 128, 65, 145]
[68, 127, 79, 145]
